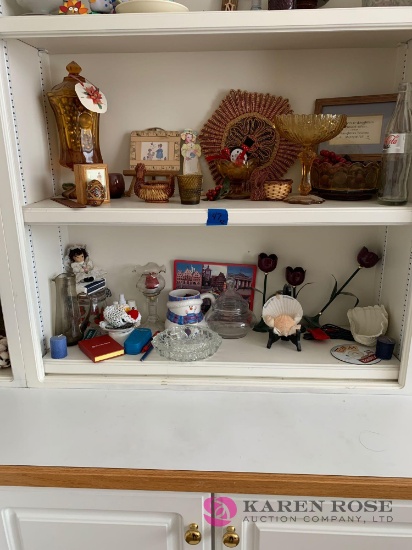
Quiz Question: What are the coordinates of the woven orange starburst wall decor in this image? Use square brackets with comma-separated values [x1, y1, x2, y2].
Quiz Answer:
[199, 89, 301, 200]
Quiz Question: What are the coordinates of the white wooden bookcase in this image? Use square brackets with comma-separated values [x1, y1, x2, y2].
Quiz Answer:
[1, 0, 412, 392]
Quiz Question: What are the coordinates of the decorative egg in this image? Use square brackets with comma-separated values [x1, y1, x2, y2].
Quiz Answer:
[87, 179, 105, 206]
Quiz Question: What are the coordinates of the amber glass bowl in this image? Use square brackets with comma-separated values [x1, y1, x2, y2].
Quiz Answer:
[216, 159, 259, 199]
[273, 114, 347, 196]
[273, 114, 347, 147]
[311, 160, 380, 201]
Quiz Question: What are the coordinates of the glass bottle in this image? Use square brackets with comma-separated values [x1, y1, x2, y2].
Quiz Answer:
[47, 61, 103, 170]
[251, 0, 262, 9]
[53, 273, 83, 345]
[378, 82, 412, 206]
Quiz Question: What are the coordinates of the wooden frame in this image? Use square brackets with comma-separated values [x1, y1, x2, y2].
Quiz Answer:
[129, 130, 181, 173]
[74, 163, 109, 205]
[314, 94, 397, 162]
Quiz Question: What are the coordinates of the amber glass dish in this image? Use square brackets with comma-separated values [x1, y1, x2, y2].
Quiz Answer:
[216, 159, 259, 200]
[311, 161, 380, 201]
[273, 114, 347, 196]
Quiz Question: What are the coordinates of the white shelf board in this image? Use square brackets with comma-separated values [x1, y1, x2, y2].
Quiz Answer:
[43, 331, 399, 384]
[1, 8, 412, 54]
[23, 196, 412, 226]
[0, 368, 13, 385]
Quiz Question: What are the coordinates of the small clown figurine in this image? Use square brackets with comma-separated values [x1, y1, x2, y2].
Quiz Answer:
[181, 129, 202, 176]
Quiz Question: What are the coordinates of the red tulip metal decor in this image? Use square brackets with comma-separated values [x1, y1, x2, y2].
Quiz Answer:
[254, 253, 278, 333]
[303, 247, 380, 328]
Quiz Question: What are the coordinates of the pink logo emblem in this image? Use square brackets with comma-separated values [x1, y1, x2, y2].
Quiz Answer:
[204, 496, 237, 526]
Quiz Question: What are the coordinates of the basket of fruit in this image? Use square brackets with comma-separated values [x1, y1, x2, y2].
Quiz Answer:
[311, 150, 381, 201]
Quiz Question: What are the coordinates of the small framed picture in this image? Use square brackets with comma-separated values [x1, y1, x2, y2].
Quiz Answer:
[314, 94, 397, 162]
[129, 130, 181, 173]
[74, 163, 109, 205]
[174, 260, 257, 312]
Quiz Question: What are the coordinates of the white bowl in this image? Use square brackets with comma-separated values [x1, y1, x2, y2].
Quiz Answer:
[16, 0, 62, 14]
[347, 305, 389, 346]
[116, 0, 188, 13]
[99, 323, 135, 345]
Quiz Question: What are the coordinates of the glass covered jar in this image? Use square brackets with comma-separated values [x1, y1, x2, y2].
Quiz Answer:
[47, 61, 103, 170]
[205, 278, 257, 339]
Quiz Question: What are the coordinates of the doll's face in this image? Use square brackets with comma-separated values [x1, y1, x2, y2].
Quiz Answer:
[73, 253, 85, 263]
[186, 133, 194, 143]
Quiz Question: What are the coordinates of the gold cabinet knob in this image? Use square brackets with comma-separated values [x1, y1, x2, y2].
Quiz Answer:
[185, 523, 202, 545]
[223, 526, 239, 548]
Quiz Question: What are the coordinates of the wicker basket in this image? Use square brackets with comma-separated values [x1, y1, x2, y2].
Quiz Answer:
[138, 182, 170, 203]
[264, 179, 293, 201]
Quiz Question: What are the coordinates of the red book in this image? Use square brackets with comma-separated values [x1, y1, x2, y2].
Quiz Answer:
[78, 334, 124, 363]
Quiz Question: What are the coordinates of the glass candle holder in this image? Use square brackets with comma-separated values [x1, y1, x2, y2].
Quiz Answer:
[135, 262, 166, 333]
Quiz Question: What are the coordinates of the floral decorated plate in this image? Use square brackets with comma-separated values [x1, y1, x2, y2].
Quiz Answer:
[116, 0, 188, 13]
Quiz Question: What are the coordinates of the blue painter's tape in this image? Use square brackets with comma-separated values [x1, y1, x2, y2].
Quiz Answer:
[207, 209, 228, 226]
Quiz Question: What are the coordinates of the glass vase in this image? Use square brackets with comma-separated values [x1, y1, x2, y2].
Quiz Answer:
[53, 273, 83, 345]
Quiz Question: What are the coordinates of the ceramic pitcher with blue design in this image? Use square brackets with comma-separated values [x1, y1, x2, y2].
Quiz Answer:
[165, 289, 216, 329]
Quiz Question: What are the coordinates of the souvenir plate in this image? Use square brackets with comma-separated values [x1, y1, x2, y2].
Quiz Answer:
[330, 344, 381, 365]
[116, 0, 188, 13]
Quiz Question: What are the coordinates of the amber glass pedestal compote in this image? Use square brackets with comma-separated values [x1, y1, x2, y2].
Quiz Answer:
[216, 158, 259, 200]
[273, 114, 347, 204]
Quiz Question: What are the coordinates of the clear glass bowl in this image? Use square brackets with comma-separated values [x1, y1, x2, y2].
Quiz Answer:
[152, 326, 222, 362]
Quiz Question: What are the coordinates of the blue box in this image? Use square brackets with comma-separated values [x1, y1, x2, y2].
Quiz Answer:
[124, 328, 152, 355]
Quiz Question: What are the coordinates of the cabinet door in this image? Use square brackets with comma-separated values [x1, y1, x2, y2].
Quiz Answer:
[212, 494, 412, 550]
[0, 487, 210, 550]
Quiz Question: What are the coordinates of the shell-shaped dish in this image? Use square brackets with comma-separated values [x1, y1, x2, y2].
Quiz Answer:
[262, 295, 303, 336]
[347, 305, 388, 346]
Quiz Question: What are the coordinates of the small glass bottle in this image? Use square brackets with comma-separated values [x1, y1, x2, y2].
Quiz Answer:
[251, 0, 262, 9]
[378, 82, 412, 206]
